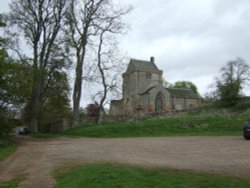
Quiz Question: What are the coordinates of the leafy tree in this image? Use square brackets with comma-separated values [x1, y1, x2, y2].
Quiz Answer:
[0, 56, 32, 111]
[215, 57, 250, 107]
[0, 14, 6, 47]
[0, 14, 28, 136]
[172, 81, 199, 94]
[38, 71, 71, 129]
[9, 0, 68, 132]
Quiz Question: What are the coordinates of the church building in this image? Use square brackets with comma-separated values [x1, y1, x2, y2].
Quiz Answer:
[110, 57, 200, 116]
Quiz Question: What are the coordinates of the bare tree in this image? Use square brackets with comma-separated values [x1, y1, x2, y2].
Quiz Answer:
[65, 0, 131, 126]
[65, 0, 104, 126]
[95, 6, 131, 123]
[9, 0, 68, 132]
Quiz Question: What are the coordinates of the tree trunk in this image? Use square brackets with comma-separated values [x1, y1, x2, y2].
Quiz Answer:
[29, 69, 45, 132]
[72, 56, 84, 127]
[29, 91, 41, 132]
[98, 109, 104, 124]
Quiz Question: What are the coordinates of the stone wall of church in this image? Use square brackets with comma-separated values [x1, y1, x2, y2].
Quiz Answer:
[186, 98, 200, 109]
[137, 72, 163, 93]
[172, 98, 200, 111]
[109, 100, 124, 116]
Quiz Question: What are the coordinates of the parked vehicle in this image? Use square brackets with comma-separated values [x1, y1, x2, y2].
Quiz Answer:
[16, 127, 29, 135]
[243, 121, 250, 140]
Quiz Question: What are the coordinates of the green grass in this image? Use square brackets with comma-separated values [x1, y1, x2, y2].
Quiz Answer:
[54, 164, 250, 188]
[31, 104, 250, 138]
[0, 138, 16, 160]
[0, 178, 21, 188]
[33, 112, 249, 138]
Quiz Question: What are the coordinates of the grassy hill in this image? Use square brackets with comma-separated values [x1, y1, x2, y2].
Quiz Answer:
[33, 104, 250, 138]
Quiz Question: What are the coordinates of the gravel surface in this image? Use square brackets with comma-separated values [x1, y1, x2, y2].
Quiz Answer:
[0, 135, 250, 188]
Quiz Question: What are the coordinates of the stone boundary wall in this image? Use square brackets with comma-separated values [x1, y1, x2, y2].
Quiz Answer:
[45, 107, 203, 132]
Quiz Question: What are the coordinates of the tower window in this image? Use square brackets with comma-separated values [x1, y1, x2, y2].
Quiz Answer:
[146, 73, 152, 79]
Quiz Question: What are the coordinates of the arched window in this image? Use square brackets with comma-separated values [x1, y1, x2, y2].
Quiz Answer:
[155, 93, 164, 113]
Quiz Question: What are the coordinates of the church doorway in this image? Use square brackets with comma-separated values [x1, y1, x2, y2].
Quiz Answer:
[155, 93, 164, 113]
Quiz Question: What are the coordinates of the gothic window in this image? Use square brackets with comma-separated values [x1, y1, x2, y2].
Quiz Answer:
[155, 93, 164, 113]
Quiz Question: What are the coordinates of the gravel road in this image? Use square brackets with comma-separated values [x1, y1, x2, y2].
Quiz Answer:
[0, 136, 250, 188]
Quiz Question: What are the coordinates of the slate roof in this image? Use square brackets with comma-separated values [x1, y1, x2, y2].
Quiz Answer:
[124, 58, 161, 74]
[166, 88, 199, 99]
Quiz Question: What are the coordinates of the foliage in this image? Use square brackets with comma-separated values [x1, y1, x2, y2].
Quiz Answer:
[85, 102, 100, 117]
[0, 56, 32, 111]
[61, 113, 246, 138]
[215, 57, 250, 107]
[216, 81, 240, 106]
[9, 0, 69, 132]
[0, 138, 16, 160]
[0, 14, 7, 47]
[0, 118, 13, 137]
[171, 81, 199, 94]
[54, 164, 250, 188]
[0, 177, 21, 188]
[38, 71, 71, 125]
[0, 14, 31, 119]
[34, 106, 249, 138]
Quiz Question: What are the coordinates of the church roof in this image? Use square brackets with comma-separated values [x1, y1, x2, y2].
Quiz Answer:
[138, 86, 156, 95]
[124, 58, 162, 74]
[166, 88, 199, 99]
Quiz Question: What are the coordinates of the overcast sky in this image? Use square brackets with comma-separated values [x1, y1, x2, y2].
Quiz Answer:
[1, 0, 250, 102]
[117, 0, 250, 96]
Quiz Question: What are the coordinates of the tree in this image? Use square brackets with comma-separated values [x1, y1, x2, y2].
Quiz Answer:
[94, 3, 130, 124]
[65, 0, 131, 126]
[0, 14, 31, 116]
[215, 57, 250, 107]
[172, 81, 199, 94]
[9, 0, 68, 132]
[65, 0, 104, 127]
[38, 71, 71, 130]
[0, 14, 29, 136]
[0, 14, 6, 47]
[0, 57, 32, 112]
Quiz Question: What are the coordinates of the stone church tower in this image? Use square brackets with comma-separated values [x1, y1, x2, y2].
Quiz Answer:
[110, 57, 200, 116]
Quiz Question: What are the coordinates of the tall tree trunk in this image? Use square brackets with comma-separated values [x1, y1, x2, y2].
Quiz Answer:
[29, 70, 44, 132]
[68, 0, 104, 127]
[72, 58, 83, 127]
[97, 32, 107, 124]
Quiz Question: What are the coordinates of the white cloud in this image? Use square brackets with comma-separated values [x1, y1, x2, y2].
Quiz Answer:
[118, 0, 250, 96]
[1, 0, 250, 101]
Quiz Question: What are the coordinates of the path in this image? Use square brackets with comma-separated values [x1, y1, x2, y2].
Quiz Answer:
[0, 136, 250, 188]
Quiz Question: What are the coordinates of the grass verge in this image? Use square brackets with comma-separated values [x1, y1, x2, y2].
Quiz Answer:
[54, 164, 250, 188]
[0, 138, 16, 160]
[33, 113, 248, 138]
[0, 178, 21, 188]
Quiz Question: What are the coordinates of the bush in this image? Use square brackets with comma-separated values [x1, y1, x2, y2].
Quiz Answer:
[86, 102, 100, 117]
[0, 117, 13, 137]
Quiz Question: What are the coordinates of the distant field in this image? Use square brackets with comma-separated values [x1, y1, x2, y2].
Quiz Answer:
[33, 106, 249, 138]
[54, 164, 250, 188]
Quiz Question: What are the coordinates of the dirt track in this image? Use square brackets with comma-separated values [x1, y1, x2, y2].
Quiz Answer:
[0, 136, 250, 188]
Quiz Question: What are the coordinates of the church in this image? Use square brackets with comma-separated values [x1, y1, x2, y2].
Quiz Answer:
[110, 57, 200, 116]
